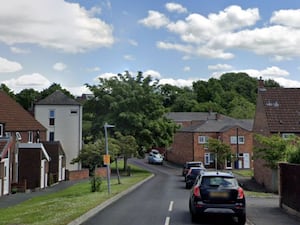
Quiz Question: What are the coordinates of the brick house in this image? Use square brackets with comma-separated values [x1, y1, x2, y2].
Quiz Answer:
[253, 78, 300, 192]
[0, 90, 47, 195]
[166, 112, 253, 169]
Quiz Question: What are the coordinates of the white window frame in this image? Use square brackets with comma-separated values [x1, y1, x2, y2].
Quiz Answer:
[230, 136, 245, 144]
[282, 133, 294, 140]
[0, 124, 3, 137]
[204, 153, 210, 165]
[28, 131, 33, 143]
[198, 136, 209, 144]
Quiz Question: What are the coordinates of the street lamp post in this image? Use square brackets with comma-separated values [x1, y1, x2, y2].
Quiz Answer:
[104, 122, 114, 194]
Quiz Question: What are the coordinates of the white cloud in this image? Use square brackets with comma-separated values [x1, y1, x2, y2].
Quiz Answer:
[0, 0, 114, 53]
[159, 78, 195, 87]
[3, 73, 51, 93]
[183, 66, 191, 72]
[208, 64, 233, 71]
[123, 54, 135, 61]
[165, 3, 187, 14]
[129, 39, 138, 46]
[260, 66, 289, 77]
[139, 10, 170, 28]
[10, 46, 30, 54]
[0, 57, 22, 72]
[143, 70, 162, 79]
[53, 62, 67, 71]
[270, 9, 300, 28]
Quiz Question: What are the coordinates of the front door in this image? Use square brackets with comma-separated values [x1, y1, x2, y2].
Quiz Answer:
[3, 158, 9, 195]
[243, 153, 250, 169]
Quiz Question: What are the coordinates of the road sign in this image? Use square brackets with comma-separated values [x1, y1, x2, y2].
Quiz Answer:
[103, 154, 110, 165]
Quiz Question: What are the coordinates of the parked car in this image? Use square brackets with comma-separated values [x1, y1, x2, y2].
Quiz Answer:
[185, 167, 206, 189]
[189, 171, 246, 225]
[182, 161, 204, 177]
[148, 149, 163, 165]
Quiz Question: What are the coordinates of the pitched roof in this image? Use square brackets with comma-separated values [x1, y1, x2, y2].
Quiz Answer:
[167, 112, 253, 133]
[180, 116, 253, 133]
[0, 91, 46, 131]
[35, 90, 81, 106]
[259, 88, 300, 132]
[166, 112, 219, 121]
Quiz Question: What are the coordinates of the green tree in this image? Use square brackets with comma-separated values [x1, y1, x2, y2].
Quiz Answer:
[0, 83, 15, 99]
[254, 134, 288, 169]
[15, 88, 41, 110]
[227, 96, 255, 119]
[86, 71, 177, 155]
[115, 132, 138, 171]
[40, 83, 74, 99]
[208, 138, 231, 169]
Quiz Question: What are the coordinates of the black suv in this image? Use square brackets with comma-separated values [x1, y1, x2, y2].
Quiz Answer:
[189, 171, 246, 225]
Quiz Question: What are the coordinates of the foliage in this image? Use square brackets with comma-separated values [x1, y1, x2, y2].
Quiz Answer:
[285, 136, 300, 164]
[40, 83, 74, 99]
[208, 138, 231, 169]
[15, 88, 40, 110]
[0, 83, 15, 99]
[85, 71, 177, 154]
[71, 138, 120, 173]
[254, 134, 288, 169]
[90, 176, 102, 192]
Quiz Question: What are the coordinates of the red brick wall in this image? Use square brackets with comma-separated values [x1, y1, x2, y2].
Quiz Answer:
[167, 132, 194, 165]
[95, 167, 109, 177]
[66, 169, 89, 181]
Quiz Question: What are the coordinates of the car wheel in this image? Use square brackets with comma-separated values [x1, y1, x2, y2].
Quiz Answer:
[236, 214, 246, 225]
[185, 183, 190, 189]
[189, 201, 198, 223]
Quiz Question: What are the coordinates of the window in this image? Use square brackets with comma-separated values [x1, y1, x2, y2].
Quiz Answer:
[198, 136, 209, 144]
[49, 110, 55, 126]
[70, 109, 78, 115]
[0, 124, 3, 137]
[282, 133, 294, 140]
[49, 132, 55, 141]
[28, 131, 33, 143]
[230, 136, 245, 144]
[204, 153, 210, 165]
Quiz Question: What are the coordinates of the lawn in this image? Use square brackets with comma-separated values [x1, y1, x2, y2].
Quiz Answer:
[0, 164, 151, 225]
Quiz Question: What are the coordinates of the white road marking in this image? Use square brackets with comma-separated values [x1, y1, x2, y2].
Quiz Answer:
[168, 201, 174, 212]
[164, 216, 170, 225]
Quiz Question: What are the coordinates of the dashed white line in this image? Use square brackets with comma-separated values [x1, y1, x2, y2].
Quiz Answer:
[168, 201, 174, 212]
[164, 216, 170, 225]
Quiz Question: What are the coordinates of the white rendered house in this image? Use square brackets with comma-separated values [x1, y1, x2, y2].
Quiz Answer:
[34, 90, 82, 171]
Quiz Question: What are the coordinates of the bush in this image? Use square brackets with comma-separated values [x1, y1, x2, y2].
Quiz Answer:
[286, 145, 300, 164]
[90, 176, 102, 192]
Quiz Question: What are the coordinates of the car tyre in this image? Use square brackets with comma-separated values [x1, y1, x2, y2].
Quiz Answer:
[236, 214, 246, 225]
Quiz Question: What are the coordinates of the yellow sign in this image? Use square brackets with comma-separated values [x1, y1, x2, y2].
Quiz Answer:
[103, 154, 110, 165]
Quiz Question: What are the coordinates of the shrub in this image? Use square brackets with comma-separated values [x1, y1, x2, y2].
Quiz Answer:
[90, 176, 102, 192]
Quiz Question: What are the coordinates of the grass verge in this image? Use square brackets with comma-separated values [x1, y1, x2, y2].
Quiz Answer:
[0, 164, 151, 225]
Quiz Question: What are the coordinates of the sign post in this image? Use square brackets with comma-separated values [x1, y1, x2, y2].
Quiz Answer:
[104, 122, 114, 194]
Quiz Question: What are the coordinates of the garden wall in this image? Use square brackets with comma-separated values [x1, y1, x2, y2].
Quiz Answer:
[279, 163, 300, 217]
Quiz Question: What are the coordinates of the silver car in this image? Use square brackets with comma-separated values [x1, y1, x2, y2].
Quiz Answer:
[148, 149, 163, 165]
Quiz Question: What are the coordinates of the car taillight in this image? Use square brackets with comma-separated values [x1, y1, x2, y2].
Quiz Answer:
[193, 186, 201, 197]
[237, 187, 244, 199]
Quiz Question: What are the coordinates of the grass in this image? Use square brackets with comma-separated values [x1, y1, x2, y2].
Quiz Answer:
[0, 163, 151, 225]
[232, 169, 254, 177]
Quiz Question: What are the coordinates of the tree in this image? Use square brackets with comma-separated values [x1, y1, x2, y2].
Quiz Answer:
[254, 134, 287, 169]
[40, 83, 74, 99]
[0, 83, 15, 99]
[208, 138, 231, 169]
[15, 88, 41, 110]
[115, 132, 138, 171]
[85, 71, 177, 155]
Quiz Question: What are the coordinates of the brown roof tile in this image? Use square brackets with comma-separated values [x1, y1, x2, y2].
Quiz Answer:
[260, 88, 300, 132]
[0, 91, 46, 132]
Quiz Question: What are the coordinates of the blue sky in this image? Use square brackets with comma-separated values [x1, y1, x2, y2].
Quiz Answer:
[1, 0, 300, 96]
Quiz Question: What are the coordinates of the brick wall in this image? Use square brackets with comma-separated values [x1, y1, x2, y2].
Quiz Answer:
[167, 132, 194, 165]
[66, 169, 89, 181]
[279, 163, 300, 215]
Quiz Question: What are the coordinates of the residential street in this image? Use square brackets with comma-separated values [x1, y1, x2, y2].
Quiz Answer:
[81, 158, 300, 225]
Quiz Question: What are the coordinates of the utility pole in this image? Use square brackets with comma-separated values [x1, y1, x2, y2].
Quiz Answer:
[104, 122, 114, 194]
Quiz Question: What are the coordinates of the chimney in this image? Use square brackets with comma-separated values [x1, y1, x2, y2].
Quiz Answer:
[258, 76, 266, 92]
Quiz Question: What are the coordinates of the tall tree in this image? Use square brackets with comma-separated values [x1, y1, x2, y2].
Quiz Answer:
[15, 88, 41, 110]
[86, 71, 177, 155]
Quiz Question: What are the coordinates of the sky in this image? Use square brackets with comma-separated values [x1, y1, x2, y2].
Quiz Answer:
[1, 0, 300, 96]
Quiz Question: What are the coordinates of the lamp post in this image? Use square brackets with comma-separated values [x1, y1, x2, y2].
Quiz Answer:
[104, 122, 114, 194]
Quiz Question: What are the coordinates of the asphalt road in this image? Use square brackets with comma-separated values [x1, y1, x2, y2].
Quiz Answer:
[82, 159, 245, 225]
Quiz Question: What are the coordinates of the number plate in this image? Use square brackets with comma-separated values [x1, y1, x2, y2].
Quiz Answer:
[209, 191, 229, 198]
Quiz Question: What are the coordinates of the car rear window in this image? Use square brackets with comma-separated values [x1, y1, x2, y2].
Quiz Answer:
[201, 176, 237, 187]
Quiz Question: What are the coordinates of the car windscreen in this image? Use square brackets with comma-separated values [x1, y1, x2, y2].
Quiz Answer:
[201, 176, 238, 187]
[191, 169, 203, 175]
